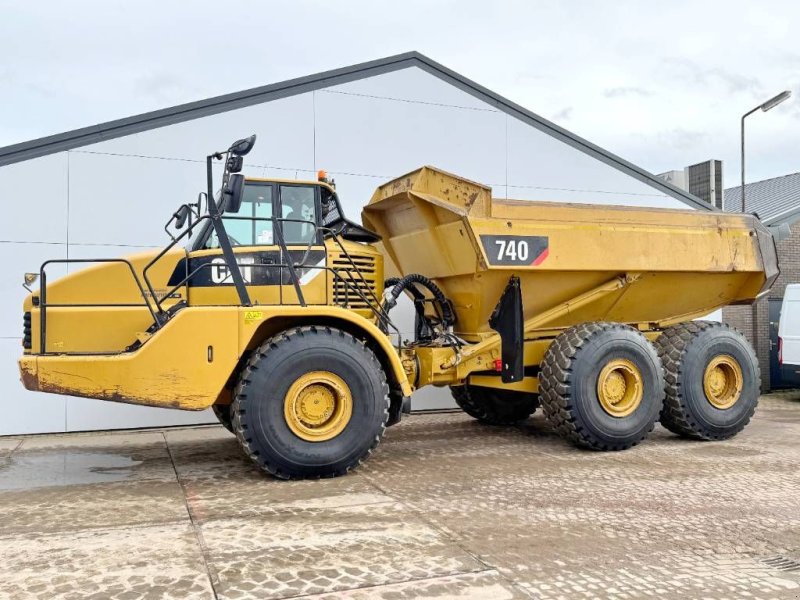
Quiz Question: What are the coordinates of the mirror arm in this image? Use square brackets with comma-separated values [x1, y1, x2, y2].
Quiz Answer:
[206, 153, 252, 307]
[164, 221, 177, 242]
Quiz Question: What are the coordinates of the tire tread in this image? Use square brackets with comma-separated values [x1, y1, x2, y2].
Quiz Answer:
[655, 320, 759, 440]
[539, 321, 662, 451]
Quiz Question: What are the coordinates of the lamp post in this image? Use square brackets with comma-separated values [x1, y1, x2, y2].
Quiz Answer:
[740, 91, 791, 390]
[741, 90, 791, 212]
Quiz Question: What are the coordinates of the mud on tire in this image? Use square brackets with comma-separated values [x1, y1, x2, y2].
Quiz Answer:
[539, 322, 664, 450]
[656, 321, 759, 440]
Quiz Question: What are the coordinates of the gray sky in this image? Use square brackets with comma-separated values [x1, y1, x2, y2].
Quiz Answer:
[2, 0, 798, 187]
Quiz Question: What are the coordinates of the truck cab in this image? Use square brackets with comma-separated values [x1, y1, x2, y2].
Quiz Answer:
[20, 137, 408, 421]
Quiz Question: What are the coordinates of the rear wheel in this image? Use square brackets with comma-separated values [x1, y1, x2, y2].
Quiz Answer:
[451, 385, 538, 425]
[231, 326, 390, 479]
[539, 322, 664, 450]
[656, 321, 759, 440]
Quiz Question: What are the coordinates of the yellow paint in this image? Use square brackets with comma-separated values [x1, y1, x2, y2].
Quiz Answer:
[244, 310, 263, 324]
[363, 166, 776, 339]
[20, 304, 411, 409]
[23, 249, 185, 354]
[283, 371, 353, 441]
[703, 354, 743, 409]
[20, 307, 239, 410]
[468, 374, 539, 394]
[596, 358, 643, 417]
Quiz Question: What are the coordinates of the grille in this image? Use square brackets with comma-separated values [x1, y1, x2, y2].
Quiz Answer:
[23, 312, 32, 350]
[331, 254, 378, 310]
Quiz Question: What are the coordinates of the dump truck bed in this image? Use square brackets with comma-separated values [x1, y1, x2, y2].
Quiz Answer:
[362, 166, 778, 339]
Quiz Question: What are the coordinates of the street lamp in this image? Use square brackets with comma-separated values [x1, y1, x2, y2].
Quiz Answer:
[741, 90, 792, 212]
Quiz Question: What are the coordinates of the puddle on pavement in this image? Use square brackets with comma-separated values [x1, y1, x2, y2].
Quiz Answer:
[0, 451, 144, 491]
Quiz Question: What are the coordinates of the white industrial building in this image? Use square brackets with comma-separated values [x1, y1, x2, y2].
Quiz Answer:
[0, 52, 709, 435]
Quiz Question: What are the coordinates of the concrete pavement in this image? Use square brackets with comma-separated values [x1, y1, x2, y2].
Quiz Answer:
[1, 393, 799, 599]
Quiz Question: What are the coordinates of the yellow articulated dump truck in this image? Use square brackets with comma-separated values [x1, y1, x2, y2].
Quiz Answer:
[19, 135, 778, 479]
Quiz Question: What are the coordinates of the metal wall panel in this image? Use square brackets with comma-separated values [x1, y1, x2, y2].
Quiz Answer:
[0, 338, 68, 435]
[505, 118, 687, 207]
[315, 78, 506, 188]
[0, 154, 68, 243]
[65, 397, 215, 433]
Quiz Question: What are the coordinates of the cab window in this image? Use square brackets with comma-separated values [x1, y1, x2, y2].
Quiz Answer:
[280, 185, 318, 245]
[207, 183, 273, 248]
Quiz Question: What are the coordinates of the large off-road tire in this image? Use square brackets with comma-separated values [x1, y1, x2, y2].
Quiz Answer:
[539, 322, 664, 450]
[656, 321, 759, 440]
[231, 326, 390, 479]
[450, 385, 538, 425]
[212, 404, 233, 433]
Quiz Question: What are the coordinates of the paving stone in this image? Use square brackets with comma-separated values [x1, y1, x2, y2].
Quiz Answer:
[202, 503, 486, 599]
[0, 524, 212, 599]
[0, 394, 798, 598]
[18, 431, 168, 451]
[0, 438, 22, 455]
[298, 570, 528, 599]
[0, 479, 188, 537]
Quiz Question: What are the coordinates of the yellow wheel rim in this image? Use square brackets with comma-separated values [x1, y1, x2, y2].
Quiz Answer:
[703, 354, 743, 409]
[284, 371, 353, 442]
[597, 358, 643, 418]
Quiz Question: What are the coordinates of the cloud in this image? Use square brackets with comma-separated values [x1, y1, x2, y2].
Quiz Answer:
[656, 128, 709, 150]
[552, 106, 573, 121]
[604, 86, 653, 98]
[134, 73, 199, 104]
[659, 57, 762, 95]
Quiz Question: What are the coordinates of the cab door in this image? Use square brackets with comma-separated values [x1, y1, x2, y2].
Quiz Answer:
[276, 183, 328, 306]
[182, 182, 283, 306]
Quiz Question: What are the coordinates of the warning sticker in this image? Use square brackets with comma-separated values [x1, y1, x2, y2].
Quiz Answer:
[244, 310, 263, 324]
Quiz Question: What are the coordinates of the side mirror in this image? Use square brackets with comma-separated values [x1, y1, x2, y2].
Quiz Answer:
[230, 134, 256, 157]
[226, 155, 244, 173]
[223, 174, 245, 213]
[196, 192, 206, 216]
[173, 205, 191, 229]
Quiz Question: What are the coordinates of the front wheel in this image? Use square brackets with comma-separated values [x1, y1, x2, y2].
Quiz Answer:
[231, 326, 390, 479]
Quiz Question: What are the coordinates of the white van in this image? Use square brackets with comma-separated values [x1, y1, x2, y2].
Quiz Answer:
[778, 284, 800, 385]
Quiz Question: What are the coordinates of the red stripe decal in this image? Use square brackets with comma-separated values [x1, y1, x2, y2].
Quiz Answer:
[531, 247, 549, 266]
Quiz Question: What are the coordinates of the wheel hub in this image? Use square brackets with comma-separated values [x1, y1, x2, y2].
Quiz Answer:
[703, 355, 742, 409]
[284, 371, 353, 442]
[597, 358, 643, 417]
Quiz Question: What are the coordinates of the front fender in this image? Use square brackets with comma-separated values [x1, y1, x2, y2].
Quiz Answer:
[241, 306, 412, 397]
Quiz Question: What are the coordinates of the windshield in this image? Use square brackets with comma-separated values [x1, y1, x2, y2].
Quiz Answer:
[195, 179, 377, 250]
[206, 184, 274, 248]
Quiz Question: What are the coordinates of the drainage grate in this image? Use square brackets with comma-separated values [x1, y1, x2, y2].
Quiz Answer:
[761, 556, 800, 572]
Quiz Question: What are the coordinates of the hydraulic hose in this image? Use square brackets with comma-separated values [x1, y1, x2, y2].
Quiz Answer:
[382, 273, 456, 328]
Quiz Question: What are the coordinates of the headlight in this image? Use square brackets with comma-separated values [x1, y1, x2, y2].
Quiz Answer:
[23, 272, 39, 291]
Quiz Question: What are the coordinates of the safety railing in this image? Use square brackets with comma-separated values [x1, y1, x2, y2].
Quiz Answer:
[38, 258, 160, 355]
[34, 209, 399, 355]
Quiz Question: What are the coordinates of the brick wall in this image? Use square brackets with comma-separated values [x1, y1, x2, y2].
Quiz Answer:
[722, 223, 800, 390]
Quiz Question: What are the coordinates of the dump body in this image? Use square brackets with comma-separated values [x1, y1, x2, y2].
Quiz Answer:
[362, 166, 778, 341]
